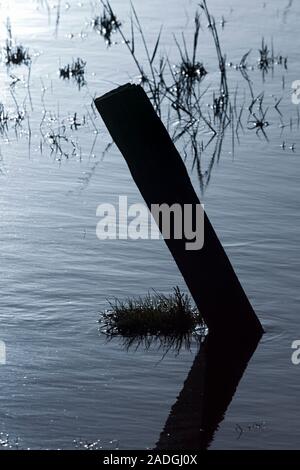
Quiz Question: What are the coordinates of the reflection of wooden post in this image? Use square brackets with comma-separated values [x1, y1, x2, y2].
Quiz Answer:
[94, 84, 263, 336]
[155, 332, 261, 449]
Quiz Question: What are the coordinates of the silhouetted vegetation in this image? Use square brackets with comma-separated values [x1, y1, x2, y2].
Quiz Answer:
[92, 1, 121, 46]
[257, 38, 287, 81]
[0, 3, 294, 190]
[99, 287, 205, 353]
[59, 58, 86, 89]
[3, 19, 31, 66]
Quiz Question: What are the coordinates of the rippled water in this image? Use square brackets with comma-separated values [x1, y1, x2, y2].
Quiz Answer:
[0, 0, 299, 449]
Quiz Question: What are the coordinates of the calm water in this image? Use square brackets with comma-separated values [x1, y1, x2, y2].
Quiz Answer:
[0, 0, 299, 449]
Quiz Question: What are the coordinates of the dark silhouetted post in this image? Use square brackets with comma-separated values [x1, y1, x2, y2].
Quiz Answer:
[94, 83, 263, 337]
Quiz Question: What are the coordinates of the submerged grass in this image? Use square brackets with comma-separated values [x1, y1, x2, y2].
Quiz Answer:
[101, 0, 232, 192]
[3, 19, 31, 67]
[93, 1, 121, 46]
[4, 42, 31, 66]
[82, 1, 290, 194]
[257, 38, 288, 81]
[1, 3, 292, 188]
[59, 58, 86, 89]
[99, 287, 206, 353]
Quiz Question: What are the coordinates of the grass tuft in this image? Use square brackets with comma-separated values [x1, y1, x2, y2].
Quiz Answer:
[99, 287, 206, 353]
[4, 42, 31, 66]
[4, 19, 31, 66]
[92, 2, 121, 46]
[59, 58, 86, 89]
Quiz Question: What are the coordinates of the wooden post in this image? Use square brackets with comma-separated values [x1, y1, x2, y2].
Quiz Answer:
[94, 83, 263, 336]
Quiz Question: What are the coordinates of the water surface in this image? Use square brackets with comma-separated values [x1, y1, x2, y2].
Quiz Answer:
[0, 0, 299, 449]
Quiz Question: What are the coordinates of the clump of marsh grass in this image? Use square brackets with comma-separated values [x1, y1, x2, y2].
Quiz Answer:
[92, 1, 121, 46]
[3, 19, 31, 67]
[59, 58, 86, 89]
[4, 43, 31, 66]
[179, 59, 207, 86]
[257, 38, 288, 81]
[99, 287, 206, 353]
[258, 38, 273, 80]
